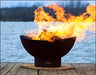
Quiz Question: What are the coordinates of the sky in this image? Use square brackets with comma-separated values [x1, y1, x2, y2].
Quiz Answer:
[1, 1, 95, 8]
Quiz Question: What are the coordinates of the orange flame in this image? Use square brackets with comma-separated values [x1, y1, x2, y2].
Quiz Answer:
[25, 4, 96, 42]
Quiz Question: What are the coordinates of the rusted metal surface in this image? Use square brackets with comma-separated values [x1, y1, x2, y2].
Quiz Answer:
[35, 57, 61, 67]
[20, 35, 76, 67]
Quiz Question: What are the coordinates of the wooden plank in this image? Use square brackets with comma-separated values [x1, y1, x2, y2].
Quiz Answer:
[39, 69, 48, 75]
[48, 69, 57, 75]
[20, 63, 75, 75]
[79, 63, 95, 75]
[27, 69, 37, 75]
[71, 63, 87, 75]
[62, 63, 77, 75]
[0, 63, 8, 69]
[21, 64, 74, 70]
[16, 63, 30, 75]
[6, 63, 21, 75]
[1, 63, 16, 75]
[27, 63, 37, 75]
[57, 63, 75, 75]
[57, 69, 67, 75]
[0, 63, 95, 75]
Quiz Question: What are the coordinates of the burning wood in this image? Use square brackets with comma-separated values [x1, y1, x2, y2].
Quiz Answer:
[39, 29, 62, 42]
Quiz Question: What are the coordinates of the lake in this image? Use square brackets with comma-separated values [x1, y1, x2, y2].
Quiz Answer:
[1, 22, 95, 63]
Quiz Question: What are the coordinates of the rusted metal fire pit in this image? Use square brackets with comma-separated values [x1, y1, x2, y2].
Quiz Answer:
[20, 35, 76, 67]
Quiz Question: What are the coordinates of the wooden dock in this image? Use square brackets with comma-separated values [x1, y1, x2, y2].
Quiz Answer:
[0, 63, 95, 75]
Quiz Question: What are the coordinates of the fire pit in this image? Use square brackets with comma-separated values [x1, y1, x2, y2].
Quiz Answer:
[20, 35, 76, 67]
[19, 3, 95, 69]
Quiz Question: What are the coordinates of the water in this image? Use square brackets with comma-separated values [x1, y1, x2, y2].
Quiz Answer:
[1, 22, 95, 63]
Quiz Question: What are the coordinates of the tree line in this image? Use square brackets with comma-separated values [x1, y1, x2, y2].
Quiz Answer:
[0, 1, 89, 21]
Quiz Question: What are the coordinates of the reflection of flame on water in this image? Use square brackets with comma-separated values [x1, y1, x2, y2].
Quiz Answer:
[25, 4, 96, 42]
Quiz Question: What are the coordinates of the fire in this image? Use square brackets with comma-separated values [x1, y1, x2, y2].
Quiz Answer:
[25, 4, 96, 42]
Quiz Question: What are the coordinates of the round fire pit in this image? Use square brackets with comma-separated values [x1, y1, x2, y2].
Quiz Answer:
[20, 35, 76, 67]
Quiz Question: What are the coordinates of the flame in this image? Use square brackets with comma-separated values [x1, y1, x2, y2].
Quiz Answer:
[25, 4, 96, 42]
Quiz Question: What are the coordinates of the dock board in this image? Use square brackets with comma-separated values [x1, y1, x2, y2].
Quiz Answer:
[0, 63, 95, 75]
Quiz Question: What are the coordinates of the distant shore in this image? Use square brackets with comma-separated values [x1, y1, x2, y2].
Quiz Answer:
[0, 1, 89, 21]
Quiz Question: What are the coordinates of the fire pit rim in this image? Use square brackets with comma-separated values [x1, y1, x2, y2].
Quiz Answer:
[20, 35, 76, 67]
[20, 35, 76, 42]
